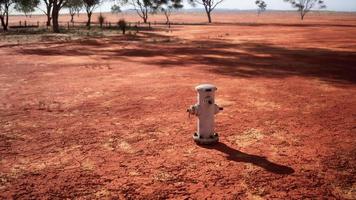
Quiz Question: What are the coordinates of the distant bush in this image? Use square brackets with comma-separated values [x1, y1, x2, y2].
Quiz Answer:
[98, 14, 105, 29]
[118, 19, 127, 35]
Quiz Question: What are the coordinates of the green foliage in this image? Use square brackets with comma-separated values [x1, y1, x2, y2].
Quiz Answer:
[188, 0, 224, 10]
[65, 0, 83, 22]
[284, 0, 326, 10]
[284, 0, 326, 20]
[1, 0, 38, 30]
[14, 0, 40, 16]
[119, 0, 153, 7]
[152, 0, 183, 12]
[0, 0, 13, 5]
[255, 0, 267, 14]
[83, 0, 101, 27]
[117, 0, 155, 23]
[152, 0, 183, 23]
[188, 0, 225, 23]
[65, 0, 83, 13]
[83, 0, 100, 9]
[111, 4, 121, 13]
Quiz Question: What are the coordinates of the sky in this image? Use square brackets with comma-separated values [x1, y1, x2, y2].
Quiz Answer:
[97, 0, 356, 12]
[208, 0, 356, 11]
[13, 0, 356, 15]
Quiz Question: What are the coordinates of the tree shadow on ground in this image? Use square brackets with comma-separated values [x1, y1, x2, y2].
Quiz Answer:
[200, 142, 295, 175]
[14, 31, 356, 85]
[105, 36, 356, 85]
[214, 22, 356, 28]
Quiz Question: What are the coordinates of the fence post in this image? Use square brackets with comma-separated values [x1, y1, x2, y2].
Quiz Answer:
[24, 21, 27, 27]
[19, 21, 21, 27]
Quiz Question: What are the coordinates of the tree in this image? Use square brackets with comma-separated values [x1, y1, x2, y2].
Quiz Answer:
[1, 0, 40, 31]
[189, 0, 224, 23]
[255, 0, 266, 15]
[15, 0, 40, 18]
[111, 4, 121, 13]
[118, 18, 126, 34]
[45, 0, 101, 32]
[65, 0, 83, 23]
[35, 0, 66, 32]
[83, 0, 101, 27]
[153, 0, 183, 24]
[51, 0, 67, 32]
[284, 0, 326, 20]
[98, 13, 105, 28]
[118, 0, 154, 23]
[37, 0, 53, 26]
[0, 0, 13, 31]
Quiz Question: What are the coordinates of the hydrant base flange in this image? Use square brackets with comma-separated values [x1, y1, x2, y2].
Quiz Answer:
[193, 132, 219, 145]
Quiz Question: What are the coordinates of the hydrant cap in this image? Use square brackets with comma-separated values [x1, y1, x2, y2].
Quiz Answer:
[195, 84, 217, 92]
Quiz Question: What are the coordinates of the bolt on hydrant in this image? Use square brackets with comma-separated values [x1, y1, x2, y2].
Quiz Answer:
[187, 84, 223, 145]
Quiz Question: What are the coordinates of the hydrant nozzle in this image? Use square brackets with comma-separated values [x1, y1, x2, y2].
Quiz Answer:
[187, 84, 223, 145]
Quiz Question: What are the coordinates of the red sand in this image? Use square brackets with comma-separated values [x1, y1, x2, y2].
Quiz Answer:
[1, 11, 356, 199]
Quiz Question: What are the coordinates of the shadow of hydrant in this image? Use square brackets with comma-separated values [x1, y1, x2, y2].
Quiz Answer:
[200, 142, 295, 175]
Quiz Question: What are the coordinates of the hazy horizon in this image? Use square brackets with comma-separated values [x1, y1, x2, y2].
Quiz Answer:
[10, 0, 356, 15]
[100, 0, 356, 13]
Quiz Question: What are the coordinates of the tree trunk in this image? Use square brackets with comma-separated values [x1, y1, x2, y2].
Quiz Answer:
[0, 17, 8, 31]
[142, 8, 148, 24]
[0, 5, 9, 31]
[70, 14, 74, 23]
[52, 6, 60, 33]
[207, 12, 212, 23]
[46, 15, 51, 26]
[301, 11, 305, 20]
[165, 12, 170, 24]
[5, 10, 8, 29]
[86, 12, 92, 28]
[46, 6, 52, 26]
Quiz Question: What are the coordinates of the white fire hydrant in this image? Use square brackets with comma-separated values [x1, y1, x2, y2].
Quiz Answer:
[187, 84, 223, 145]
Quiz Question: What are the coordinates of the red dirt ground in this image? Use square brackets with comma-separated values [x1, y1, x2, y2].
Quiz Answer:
[1, 12, 356, 199]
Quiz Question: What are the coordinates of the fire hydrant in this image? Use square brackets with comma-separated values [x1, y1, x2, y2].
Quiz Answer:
[187, 84, 223, 145]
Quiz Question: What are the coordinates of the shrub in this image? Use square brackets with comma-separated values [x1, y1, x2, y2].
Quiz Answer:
[98, 14, 105, 29]
[118, 19, 127, 35]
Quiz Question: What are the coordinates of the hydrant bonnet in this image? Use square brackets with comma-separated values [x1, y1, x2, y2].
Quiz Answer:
[195, 84, 217, 92]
